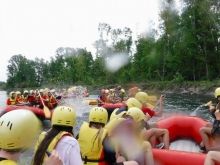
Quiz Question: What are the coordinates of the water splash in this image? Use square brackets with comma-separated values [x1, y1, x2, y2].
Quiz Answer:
[190, 104, 205, 116]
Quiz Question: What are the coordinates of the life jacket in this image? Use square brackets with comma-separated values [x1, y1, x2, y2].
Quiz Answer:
[35, 95, 40, 102]
[34, 131, 72, 164]
[23, 95, 28, 102]
[78, 122, 108, 165]
[9, 98, 16, 105]
[101, 95, 106, 103]
[17, 95, 24, 102]
[216, 102, 220, 110]
[0, 158, 17, 165]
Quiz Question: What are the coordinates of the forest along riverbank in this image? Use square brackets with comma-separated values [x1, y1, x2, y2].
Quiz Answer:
[84, 81, 220, 96]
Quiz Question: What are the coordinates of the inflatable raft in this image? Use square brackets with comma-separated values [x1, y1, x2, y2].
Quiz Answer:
[102, 103, 126, 119]
[0, 105, 52, 120]
[153, 115, 220, 165]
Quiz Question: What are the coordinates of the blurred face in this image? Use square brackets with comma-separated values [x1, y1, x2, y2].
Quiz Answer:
[11, 93, 15, 98]
[48, 92, 52, 97]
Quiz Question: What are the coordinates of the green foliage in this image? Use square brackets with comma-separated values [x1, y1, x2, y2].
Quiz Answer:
[5, 1, 220, 87]
[172, 72, 185, 83]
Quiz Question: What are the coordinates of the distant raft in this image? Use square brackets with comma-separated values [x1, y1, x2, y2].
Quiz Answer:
[0, 105, 53, 120]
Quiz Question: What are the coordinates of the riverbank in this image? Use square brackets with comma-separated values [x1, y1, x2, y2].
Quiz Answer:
[85, 81, 220, 96]
[2, 81, 220, 96]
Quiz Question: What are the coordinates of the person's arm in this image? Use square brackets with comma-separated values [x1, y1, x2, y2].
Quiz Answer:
[154, 95, 165, 117]
[6, 98, 11, 105]
[45, 150, 63, 165]
[66, 139, 83, 165]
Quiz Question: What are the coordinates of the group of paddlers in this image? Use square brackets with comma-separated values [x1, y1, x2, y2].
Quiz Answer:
[6, 89, 61, 109]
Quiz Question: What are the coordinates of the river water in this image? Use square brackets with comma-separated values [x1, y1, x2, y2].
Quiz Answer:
[0, 90, 215, 164]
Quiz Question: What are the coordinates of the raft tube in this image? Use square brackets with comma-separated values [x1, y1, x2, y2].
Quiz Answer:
[0, 105, 51, 120]
[153, 115, 220, 165]
[102, 103, 126, 119]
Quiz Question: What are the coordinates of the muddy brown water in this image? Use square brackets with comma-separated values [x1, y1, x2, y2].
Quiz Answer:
[0, 91, 215, 164]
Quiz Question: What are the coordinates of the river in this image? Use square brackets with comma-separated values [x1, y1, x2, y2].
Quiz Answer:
[0, 91, 215, 164]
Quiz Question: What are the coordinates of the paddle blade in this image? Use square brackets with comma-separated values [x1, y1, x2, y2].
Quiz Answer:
[43, 106, 51, 119]
[89, 101, 99, 105]
[148, 95, 157, 101]
[146, 102, 156, 109]
[205, 101, 212, 106]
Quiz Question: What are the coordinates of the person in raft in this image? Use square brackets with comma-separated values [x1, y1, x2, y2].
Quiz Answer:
[97, 89, 106, 105]
[204, 109, 220, 165]
[197, 87, 220, 152]
[6, 91, 19, 105]
[135, 92, 166, 128]
[33, 106, 82, 165]
[0, 109, 62, 165]
[110, 98, 169, 149]
[105, 108, 155, 165]
[76, 107, 138, 165]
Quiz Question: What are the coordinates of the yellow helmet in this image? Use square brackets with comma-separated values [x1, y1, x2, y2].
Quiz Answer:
[126, 107, 145, 122]
[135, 92, 148, 104]
[214, 88, 220, 98]
[120, 89, 125, 93]
[39, 89, 44, 93]
[110, 108, 127, 121]
[16, 91, 21, 95]
[51, 89, 56, 93]
[105, 90, 109, 94]
[0, 110, 41, 150]
[105, 118, 128, 136]
[9, 91, 15, 97]
[23, 90, 29, 94]
[126, 98, 142, 109]
[52, 106, 76, 127]
[44, 88, 49, 93]
[89, 107, 108, 125]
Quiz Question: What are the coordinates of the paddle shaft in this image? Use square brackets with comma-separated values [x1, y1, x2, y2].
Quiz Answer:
[152, 95, 166, 110]
[39, 94, 46, 106]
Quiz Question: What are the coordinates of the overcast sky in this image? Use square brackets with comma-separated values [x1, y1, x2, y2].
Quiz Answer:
[0, 0, 162, 82]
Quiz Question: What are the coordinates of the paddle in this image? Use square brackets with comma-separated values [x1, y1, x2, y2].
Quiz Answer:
[205, 101, 212, 106]
[89, 101, 100, 105]
[152, 94, 166, 110]
[146, 102, 156, 109]
[39, 94, 51, 119]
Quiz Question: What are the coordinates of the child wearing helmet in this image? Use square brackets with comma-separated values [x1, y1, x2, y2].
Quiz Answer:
[97, 89, 106, 105]
[77, 107, 137, 165]
[16, 91, 24, 103]
[6, 91, 18, 105]
[105, 108, 154, 165]
[115, 98, 169, 149]
[33, 106, 82, 165]
[197, 87, 220, 153]
[204, 109, 220, 165]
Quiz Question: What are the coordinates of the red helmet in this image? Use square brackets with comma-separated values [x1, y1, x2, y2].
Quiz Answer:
[118, 86, 122, 90]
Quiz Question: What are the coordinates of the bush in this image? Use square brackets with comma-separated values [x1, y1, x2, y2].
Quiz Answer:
[172, 72, 184, 83]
